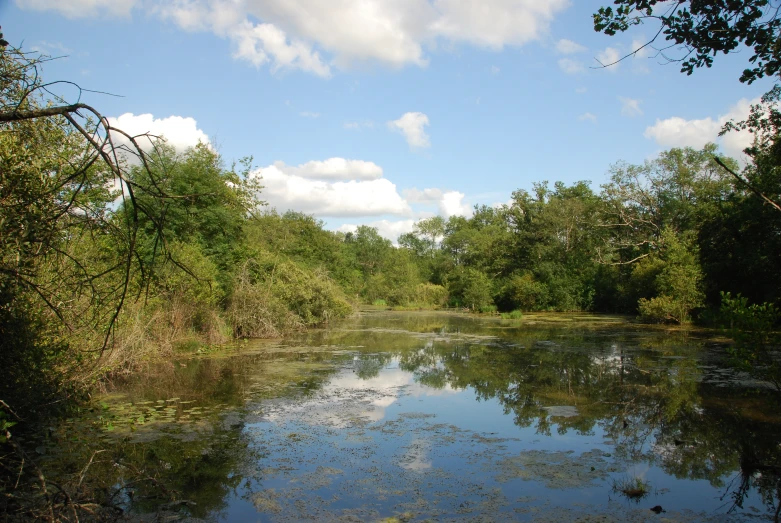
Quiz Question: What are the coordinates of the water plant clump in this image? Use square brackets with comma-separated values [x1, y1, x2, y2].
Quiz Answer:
[612, 476, 651, 501]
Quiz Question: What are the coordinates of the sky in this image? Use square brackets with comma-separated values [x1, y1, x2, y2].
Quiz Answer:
[3, 0, 775, 241]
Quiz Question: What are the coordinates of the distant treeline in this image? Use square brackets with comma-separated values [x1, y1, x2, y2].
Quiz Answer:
[398, 143, 781, 322]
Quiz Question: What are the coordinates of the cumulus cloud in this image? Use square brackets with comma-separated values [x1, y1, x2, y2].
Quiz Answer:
[107, 113, 210, 152]
[558, 58, 584, 74]
[439, 191, 472, 218]
[388, 112, 431, 149]
[596, 46, 621, 70]
[556, 38, 585, 54]
[404, 187, 443, 203]
[230, 20, 331, 77]
[251, 163, 410, 217]
[403, 187, 470, 219]
[619, 97, 643, 117]
[272, 158, 383, 181]
[23, 0, 571, 74]
[429, 0, 569, 50]
[630, 37, 651, 59]
[338, 219, 417, 243]
[644, 97, 759, 160]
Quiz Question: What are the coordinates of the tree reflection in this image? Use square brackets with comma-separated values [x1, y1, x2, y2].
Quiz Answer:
[359, 319, 781, 519]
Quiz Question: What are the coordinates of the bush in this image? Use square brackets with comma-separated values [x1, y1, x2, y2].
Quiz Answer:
[501, 273, 549, 311]
[501, 310, 524, 320]
[637, 295, 679, 323]
[413, 283, 449, 307]
[448, 268, 494, 311]
[226, 255, 353, 338]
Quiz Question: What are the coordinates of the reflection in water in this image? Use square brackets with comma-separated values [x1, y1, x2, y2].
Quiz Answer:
[38, 311, 781, 521]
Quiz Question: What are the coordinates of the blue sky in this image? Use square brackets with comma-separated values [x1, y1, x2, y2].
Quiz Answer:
[3, 0, 774, 240]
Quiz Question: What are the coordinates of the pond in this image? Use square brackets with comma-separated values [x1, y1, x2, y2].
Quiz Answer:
[36, 311, 781, 521]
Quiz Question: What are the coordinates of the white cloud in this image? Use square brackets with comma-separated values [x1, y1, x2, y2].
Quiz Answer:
[439, 191, 472, 218]
[404, 187, 444, 203]
[558, 58, 584, 74]
[630, 37, 650, 59]
[24, 0, 572, 74]
[299, 111, 320, 118]
[107, 113, 210, 152]
[388, 112, 431, 149]
[272, 158, 383, 181]
[619, 97, 643, 117]
[430, 0, 570, 51]
[339, 219, 417, 243]
[596, 46, 621, 70]
[627, 37, 651, 74]
[251, 164, 410, 217]
[230, 20, 332, 77]
[20, 0, 137, 18]
[643, 97, 759, 160]
[579, 112, 597, 122]
[556, 38, 585, 54]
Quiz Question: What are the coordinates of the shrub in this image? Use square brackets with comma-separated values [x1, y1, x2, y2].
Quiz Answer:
[226, 255, 353, 338]
[414, 283, 449, 307]
[720, 292, 781, 391]
[448, 268, 494, 311]
[502, 273, 549, 311]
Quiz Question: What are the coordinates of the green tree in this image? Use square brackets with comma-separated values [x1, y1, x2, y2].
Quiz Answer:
[127, 142, 260, 275]
[637, 228, 705, 323]
[593, 0, 781, 84]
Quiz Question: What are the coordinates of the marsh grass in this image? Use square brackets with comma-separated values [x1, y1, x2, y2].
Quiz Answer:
[612, 476, 650, 501]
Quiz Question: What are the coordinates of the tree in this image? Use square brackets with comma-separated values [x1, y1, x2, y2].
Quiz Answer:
[598, 145, 733, 265]
[637, 228, 705, 323]
[594, 0, 781, 84]
[0, 41, 188, 353]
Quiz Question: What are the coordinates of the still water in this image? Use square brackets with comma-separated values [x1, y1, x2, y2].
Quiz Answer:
[46, 311, 781, 521]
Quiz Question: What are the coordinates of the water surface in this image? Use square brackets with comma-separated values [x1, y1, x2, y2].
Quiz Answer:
[45, 311, 781, 521]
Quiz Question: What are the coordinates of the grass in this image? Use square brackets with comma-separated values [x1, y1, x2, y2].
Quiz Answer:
[500, 310, 524, 320]
[612, 476, 650, 501]
[372, 299, 388, 307]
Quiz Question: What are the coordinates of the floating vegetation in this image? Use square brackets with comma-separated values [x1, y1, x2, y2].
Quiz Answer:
[612, 476, 651, 501]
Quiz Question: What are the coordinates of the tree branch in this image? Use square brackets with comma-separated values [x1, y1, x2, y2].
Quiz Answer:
[714, 156, 781, 213]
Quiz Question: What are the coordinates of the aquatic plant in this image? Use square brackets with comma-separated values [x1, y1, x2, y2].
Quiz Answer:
[612, 476, 650, 501]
